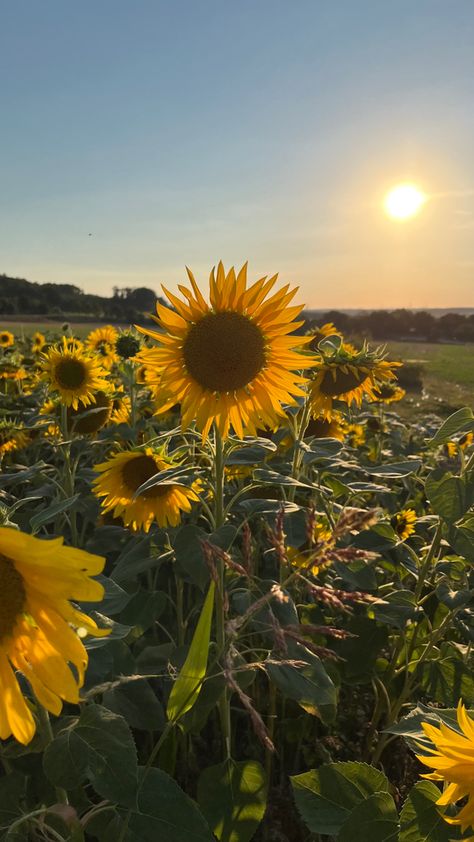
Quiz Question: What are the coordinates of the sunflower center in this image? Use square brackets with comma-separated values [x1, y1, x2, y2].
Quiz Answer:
[121, 455, 169, 499]
[182, 312, 266, 392]
[68, 390, 111, 434]
[320, 366, 368, 397]
[0, 555, 26, 642]
[55, 358, 88, 390]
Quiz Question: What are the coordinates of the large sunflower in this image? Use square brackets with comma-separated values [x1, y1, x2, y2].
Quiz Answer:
[417, 701, 474, 838]
[309, 343, 400, 419]
[136, 262, 314, 440]
[0, 527, 108, 744]
[41, 339, 109, 409]
[93, 448, 198, 532]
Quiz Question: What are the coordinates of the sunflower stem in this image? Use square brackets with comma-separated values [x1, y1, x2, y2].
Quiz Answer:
[213, 426, 232, 760]
[288, 400, 311, 502]
[59, 404, 79, 546]
[37, 705, 69, 805]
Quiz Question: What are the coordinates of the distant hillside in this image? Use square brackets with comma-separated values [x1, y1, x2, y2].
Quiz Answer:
[0, 274, 163, 323]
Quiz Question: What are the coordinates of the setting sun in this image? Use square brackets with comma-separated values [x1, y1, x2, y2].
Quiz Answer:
[384, 183, 426, 220]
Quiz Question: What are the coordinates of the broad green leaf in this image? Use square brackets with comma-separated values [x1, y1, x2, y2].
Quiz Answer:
[29, 494, 80, 533]
[0, 772, 26, 837]
[332, 616, 388, 684]
[122, 767, 215, 842]
[197, 760, 267, 842]
[43, 705, 138, 806]
[429, 407, 474, 446]
[448, 516, 474, 563]
[425, 470, 474, 522]
[290, 761, 391, 836]
[385, 703, 468, 750]
[400, 781, 461, 841]
[103, 678, 165, 731]
[367, 460, 422, 477]
[338, 791, 399, 842]
[167, 581, 215, 722]
[267, 641, 336, 723]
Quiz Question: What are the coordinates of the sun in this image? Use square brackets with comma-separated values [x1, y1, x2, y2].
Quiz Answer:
[384, 183, 426, 220]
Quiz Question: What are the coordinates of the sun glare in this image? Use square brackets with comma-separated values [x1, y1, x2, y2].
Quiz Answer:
[384, 183, 426, 220]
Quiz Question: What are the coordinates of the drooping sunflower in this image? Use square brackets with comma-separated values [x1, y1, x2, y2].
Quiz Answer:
[416, 701, 474, 838]
[447, 432, 474, 457]
[0, 527, 108, 744]
[0, 331, 14, 348]
[345, 423, 365, 448]
[305, 411, 346, 440]
[391, 508, 417, 541]
[41, 339, 109, 409]
[86, 326, 119, 370]
[93, 448, 198, 532]
[309, 343, 401, 420]
[31, 331, 46, 354]
[67, 390, 112, 435]
[136, 262, 314, 441]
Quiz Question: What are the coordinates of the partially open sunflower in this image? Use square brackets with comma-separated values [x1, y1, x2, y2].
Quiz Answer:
[0, 527, 108, 744]
[93, 448, 198, 532]
[136, 262, 314, 441]
[41, 339, 109, 409]
[309, 343, 400, 419]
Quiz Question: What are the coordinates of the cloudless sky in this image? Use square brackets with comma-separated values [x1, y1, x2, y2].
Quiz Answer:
[1, 0, 473, 308]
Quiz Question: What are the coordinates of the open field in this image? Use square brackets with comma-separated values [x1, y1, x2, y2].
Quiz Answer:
[386, 339, 474, 418]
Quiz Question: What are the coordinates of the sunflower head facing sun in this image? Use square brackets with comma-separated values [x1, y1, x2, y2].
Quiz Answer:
[309, 341, 401, 419]
[136, 262, 315, 441]
[86, 326, 119, 370]
[93, 447, 198, 532]
[0, 527, 108, 744]
[41, 338, 109, 409]
[391, 508, 417, 541]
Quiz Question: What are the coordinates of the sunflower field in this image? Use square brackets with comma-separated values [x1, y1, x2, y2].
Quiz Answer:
[1, 263, 474, 842]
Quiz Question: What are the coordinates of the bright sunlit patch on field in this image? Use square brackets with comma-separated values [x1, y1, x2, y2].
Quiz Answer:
[384, 183, 426, 220]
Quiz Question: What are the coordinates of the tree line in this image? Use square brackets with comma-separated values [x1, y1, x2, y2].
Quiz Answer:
[305, 308, 474, 343]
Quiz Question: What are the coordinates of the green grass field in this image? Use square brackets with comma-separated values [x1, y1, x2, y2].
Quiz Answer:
[387, 340, 474, 417]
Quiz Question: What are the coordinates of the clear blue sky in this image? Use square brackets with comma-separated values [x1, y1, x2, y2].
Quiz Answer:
[1, 1, 473, 308]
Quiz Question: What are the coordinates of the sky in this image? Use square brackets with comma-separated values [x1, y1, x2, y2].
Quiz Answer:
[1, 0, 474, 309]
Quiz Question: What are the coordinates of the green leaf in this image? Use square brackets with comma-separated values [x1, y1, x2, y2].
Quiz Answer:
[332, 617, 388, 684]
[122, 767, 215, 841]
[448, 516, 474, 563]
[367, 460, 422, 477]
[173, 525, 210, 590]
[43, 705, 138, 806]
[371, 590, 421, 629]
[400, 780, 461, 841]
[197, 760, 267, 842]
[267, 641, 336, 723]
[420, 653, 474, 705]
[429, 407, 474, 446]
[425, 469, 474, 522]
[338, 791, 399, 842]
[29, 494, 80, 533]
[167, 581, 215, 722]
[103, 678, 165, 731]
[0, 772, 26, 837]
[290, 761, 391, 836]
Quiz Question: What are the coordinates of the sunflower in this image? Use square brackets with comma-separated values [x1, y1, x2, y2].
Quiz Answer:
[391, 508, 417, 541]
[86, 326, 119, 369]
[309, 343, 400, 420]
[416, 701, 474, 838]
[110, 388, 131, 424]
[41, 339, 109, 409]
[93, 447, 198, 532]
[287, 522, 334, 576]
[67, 390, 112, 435]
[345, 423, 365, 448]
[136, 262, 314, 441]
[305, 411, 346, 440]
[371, 383, 406, 404]
[31, 332, 46, 353]
[0, 422, 29, 457]
[0, 331, 14, 348]
[0, 527, 108, 744]
[307, 322, 343, 353]
[63, 337, 84, 353]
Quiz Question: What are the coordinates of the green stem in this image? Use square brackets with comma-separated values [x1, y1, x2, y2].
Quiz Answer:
[37, 706, 69, 805]
[288, 401, 311, 502]
[213, 426, 232, 760]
